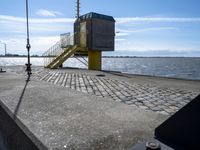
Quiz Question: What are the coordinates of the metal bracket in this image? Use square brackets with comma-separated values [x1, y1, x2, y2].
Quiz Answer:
[130, 139, 174, 150]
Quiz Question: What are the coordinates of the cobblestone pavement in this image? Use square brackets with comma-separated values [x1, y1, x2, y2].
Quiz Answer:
[12, 67, 199, 116]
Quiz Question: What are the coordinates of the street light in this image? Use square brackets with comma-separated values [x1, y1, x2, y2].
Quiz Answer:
[0, 41, 6, 73]
[0, 41, 7, 56]
[25, 0, 31, 76]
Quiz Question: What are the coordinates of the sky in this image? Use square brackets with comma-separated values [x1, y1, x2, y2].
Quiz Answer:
[0, 0, 200, 56]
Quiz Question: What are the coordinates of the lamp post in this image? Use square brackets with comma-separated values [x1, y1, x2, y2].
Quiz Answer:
[25, 0, 31, 76]
[0, 41, 7, 56]
[0, 41, 6, 73]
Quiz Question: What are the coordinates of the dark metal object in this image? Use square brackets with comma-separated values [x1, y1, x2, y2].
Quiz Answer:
[146, 141, 161, 150]
[155, 94, 200, 150]
[25, 0, 32, 76]
[130, 94, 200, 150]
[130, 139, 173, 150]
[74, 12, 115, 51]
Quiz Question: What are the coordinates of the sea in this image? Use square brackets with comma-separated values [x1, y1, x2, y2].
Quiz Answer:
[0, 57, 200, 80]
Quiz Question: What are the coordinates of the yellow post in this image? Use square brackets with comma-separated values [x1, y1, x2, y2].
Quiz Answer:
[88, 51, 102, 70]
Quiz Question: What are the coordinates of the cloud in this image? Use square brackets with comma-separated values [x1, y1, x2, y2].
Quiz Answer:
[116, 32, 129, 37]
[0, 15, 74, 23]
[1, 36, 60, 55]
[1, 15, 200, 24]
[31, 36, 60, 52]
[2, 17, 199, 25]
[1, 14, 200, 55]
[36, 9, 62, 17]
[117, 27, 178, 34]
[0, 14, 74, 34]
[115, 39, 200, 52]
[0, 15, 25, 22]
[0, 15, 74, 54]
[115, 38, 126, 41]
[115, 27, 179, 38]
[116, 17, 200, 24]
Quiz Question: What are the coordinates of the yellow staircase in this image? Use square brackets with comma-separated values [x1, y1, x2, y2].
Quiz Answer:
[45, 45, 83, 69]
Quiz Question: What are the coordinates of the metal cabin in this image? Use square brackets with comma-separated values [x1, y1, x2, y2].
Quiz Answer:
[43, 12, 115, 71]
[74, 12, 115, 70]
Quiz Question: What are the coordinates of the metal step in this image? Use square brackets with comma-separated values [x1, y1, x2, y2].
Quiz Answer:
[50, 45, 79, 69]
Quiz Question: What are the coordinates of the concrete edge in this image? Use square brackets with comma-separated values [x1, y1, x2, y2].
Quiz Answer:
[0, 99, 47, 150]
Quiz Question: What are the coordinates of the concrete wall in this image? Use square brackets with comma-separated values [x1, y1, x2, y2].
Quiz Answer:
[0, 106, 39, 150]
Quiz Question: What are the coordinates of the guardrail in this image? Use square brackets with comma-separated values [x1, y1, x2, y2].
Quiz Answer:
[43, 34, 74, 67]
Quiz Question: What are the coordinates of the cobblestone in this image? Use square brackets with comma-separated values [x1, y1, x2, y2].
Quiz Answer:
[12, 67, 199, 116]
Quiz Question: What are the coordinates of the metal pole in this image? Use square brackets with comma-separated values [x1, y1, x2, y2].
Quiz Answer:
[0, 42, 6, 56]
[0, 42, 6, 72]
[4, 43, 6, 56]
[25, 0, 31, 76]
[76, 0, 80, 18]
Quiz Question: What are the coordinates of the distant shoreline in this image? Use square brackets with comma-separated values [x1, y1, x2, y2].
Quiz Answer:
[0, 55, 200, 58]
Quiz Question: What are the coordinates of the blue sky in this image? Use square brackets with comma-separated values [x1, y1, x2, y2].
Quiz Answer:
[0, 0, 200, 56]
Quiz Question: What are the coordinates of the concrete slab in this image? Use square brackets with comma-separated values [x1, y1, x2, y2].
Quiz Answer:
[0, 72, 166, 150]
[25, 67, 199, 115]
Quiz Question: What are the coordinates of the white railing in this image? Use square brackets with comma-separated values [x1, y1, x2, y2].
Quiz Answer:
[43, 41, 62, 67]
[43, 34, 74, 67]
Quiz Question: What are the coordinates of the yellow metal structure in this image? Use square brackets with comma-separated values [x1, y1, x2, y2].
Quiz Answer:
[46, 45, 81, 69]
[44, 12, 115, 71]
[88, 51, 102, 70]
[44, 44, 102, 70]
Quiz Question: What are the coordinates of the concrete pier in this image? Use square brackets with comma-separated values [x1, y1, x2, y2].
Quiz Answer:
[9, 66, 200, 115]
[0, 66, 199, 149]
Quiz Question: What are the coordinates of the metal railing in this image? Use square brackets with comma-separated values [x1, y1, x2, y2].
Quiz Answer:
[43, 34, 74, 67]
[43, 41, 62, 67]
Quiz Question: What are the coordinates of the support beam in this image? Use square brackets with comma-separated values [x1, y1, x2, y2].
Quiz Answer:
[88, 51, 101, 70]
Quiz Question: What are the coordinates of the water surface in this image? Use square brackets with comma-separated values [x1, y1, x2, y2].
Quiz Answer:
[0, 57, 200, 80]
